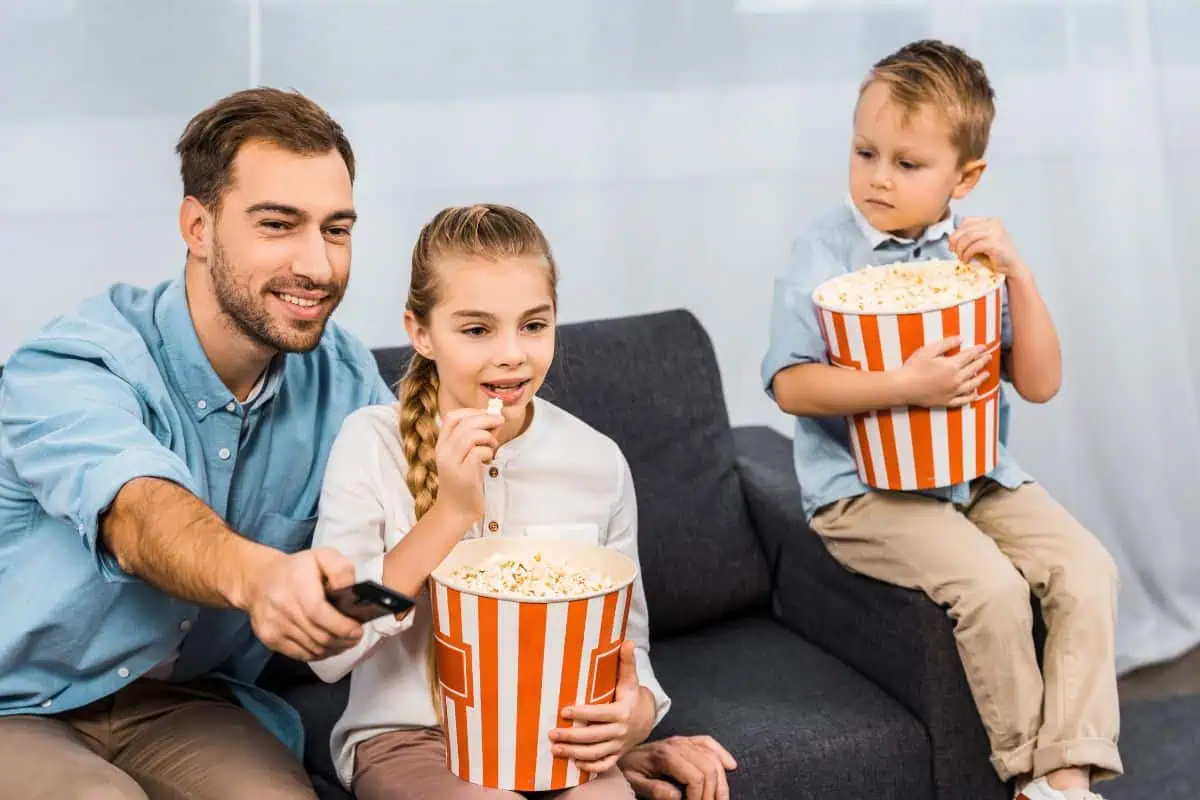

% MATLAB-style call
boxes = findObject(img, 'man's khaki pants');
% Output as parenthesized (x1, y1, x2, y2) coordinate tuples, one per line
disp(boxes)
(811, 480, 1123, 783)
(0, 678, 316, 800)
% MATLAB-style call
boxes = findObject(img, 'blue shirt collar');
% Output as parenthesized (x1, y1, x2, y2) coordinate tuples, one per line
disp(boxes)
(847, 196, 956, 251)
(154, 276, 285, 421)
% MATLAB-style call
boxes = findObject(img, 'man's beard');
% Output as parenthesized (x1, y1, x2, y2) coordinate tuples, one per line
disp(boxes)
(210, 236, 344, 354)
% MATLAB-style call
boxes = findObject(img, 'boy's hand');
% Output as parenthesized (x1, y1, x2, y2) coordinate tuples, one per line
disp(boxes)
(549, 641, 655, 775)
(949, 217, 1031, 281)
(897, 337, 991, 408)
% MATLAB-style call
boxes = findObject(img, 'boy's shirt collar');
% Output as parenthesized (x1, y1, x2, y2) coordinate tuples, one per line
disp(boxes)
(846, 195, 956, 251)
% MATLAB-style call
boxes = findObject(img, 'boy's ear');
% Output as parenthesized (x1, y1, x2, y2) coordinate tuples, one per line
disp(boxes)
(951, 158, 987, 200)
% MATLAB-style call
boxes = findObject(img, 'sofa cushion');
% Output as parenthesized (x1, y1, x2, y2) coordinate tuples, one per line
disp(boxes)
(650, 613, 933, 799)
(277, 613, 933, 800)
(371, 309, 771, 637)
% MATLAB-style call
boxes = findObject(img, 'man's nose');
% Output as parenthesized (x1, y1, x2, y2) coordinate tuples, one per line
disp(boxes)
(290, 228, 335, 285)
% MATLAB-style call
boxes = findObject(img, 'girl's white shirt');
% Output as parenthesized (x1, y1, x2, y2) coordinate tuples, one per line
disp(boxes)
(309, 398, 671, 788)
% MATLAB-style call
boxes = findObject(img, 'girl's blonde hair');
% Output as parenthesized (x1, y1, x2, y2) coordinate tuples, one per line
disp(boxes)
(397, 204, 558, 722)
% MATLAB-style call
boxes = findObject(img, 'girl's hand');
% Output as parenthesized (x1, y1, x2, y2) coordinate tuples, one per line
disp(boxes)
(548, 641, 655, 775)
(430, 408, 503, 525)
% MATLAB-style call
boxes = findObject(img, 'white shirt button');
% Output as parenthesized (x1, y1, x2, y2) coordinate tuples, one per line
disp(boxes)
(117, 667, 130, 678)
(197, 400, 207, 410)
(180, 620, 192, 632)
(218, 448, 231, 460)
(226, 401, 236, 412)
(41, 699, 53, 708)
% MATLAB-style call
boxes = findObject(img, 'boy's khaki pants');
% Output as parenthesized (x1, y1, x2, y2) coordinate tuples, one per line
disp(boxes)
(811, 480, 1123, 783)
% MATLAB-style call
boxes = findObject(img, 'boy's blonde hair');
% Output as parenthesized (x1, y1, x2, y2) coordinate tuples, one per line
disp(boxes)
(397, 204, 558, 723)
(862, 39, 995, 164)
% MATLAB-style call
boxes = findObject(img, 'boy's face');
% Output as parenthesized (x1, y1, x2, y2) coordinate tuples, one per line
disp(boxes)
(849, 81, 983, 241)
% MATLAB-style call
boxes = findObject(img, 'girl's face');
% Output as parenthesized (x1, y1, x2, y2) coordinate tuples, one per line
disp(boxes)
(406, 253, 556, 443)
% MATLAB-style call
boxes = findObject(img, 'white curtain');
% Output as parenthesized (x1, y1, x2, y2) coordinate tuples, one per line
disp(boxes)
(1, 0, 1196, 675)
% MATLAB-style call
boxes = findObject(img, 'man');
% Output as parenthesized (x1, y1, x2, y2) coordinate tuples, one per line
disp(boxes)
(0, 87, 387, 798)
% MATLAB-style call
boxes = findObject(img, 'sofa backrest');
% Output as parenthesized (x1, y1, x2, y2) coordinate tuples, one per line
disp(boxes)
(373, 309, 771, 637)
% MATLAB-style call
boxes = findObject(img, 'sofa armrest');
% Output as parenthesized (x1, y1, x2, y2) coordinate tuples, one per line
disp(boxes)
(732, 425, 1005, 800)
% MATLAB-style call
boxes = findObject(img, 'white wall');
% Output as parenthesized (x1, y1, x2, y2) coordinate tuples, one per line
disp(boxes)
(2, 0, 1198, 674)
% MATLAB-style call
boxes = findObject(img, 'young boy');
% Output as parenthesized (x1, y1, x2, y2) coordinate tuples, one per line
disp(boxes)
(761, 40, 1121, 800)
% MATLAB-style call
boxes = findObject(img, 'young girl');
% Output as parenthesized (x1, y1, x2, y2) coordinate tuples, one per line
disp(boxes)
(309, 205, 671, 800)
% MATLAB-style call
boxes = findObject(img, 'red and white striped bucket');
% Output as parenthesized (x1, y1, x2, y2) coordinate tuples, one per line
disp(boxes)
(813, 267, 1005, 490)
(429, 538, 637, 792)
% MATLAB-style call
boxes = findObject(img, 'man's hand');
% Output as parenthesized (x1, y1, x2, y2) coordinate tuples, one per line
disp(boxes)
(237, 547, 363, 661)
(619, 735, 738, 800)
(549, 641, 656, 775)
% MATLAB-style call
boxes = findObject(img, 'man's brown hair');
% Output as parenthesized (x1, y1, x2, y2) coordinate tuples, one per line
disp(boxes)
(863, 39, 995, 163)
(175, 87, 355, 211)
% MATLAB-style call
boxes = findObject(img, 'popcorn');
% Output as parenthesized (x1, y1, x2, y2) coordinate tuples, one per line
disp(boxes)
(486, 397, 504, 416)
(813, 259, 1003, 314)
(450, 552, 615, 599)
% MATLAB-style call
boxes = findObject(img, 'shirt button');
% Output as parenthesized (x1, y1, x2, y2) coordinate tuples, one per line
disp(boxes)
(225, 401, 236, 412)
(41, 699, 53, 708)
(488, 467, 500, 478)
(179, 620, 192, 632)
(487, 521, 499, 533)
(218, 448, 231, 460)
(197, 400, 207, 410)
(117, 667, 130, 679)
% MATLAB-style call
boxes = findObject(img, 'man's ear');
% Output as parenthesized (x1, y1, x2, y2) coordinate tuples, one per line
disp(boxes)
(404, 310, 434, 360)
(179, 196, 213, 261)
(951, 158, 987, 200)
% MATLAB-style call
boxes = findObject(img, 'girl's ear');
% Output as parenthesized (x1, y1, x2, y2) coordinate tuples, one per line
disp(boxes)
(404, 310, 434, 360)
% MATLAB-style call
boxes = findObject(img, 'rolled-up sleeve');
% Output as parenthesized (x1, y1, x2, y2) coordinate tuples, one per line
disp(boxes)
(761, 236, 842, 398)
(309, 409, 415, 685)
(0, 343, 197, 583)
(605, 452, 671, 727)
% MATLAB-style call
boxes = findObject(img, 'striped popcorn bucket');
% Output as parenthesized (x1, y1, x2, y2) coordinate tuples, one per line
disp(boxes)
(429, 537, 637, 792)
(812, 275, 1005, 490)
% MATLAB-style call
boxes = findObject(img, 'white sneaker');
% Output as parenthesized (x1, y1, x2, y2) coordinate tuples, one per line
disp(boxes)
(1017, 777, 1104, 800)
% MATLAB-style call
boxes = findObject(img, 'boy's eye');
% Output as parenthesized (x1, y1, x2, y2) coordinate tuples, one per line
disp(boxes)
(261, 220, 291, 231)
(325, 226, 352, 239)
(898, 160, 919, 170)
(856, 149, 875, 159)
(462, 326, 488, 337)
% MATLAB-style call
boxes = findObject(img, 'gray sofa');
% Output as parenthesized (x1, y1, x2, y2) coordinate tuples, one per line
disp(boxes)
(3, 309, 1197, 797)
(260, 308, 1009, 799)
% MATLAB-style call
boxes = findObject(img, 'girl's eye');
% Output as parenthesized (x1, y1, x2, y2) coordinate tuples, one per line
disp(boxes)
(462, 326, 488, 337)
(524, 321, 548, 333)
(898, 160, 919, 170)
(856, 149, 874, 160)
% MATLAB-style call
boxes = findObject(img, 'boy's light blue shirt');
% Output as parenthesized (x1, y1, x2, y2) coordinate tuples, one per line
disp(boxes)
(0, 276, 393, 755)
(761, 200, 1032, 519)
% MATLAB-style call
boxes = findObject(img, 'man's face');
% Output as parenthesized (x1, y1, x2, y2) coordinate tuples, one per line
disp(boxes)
(207, 140, 356, 353)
